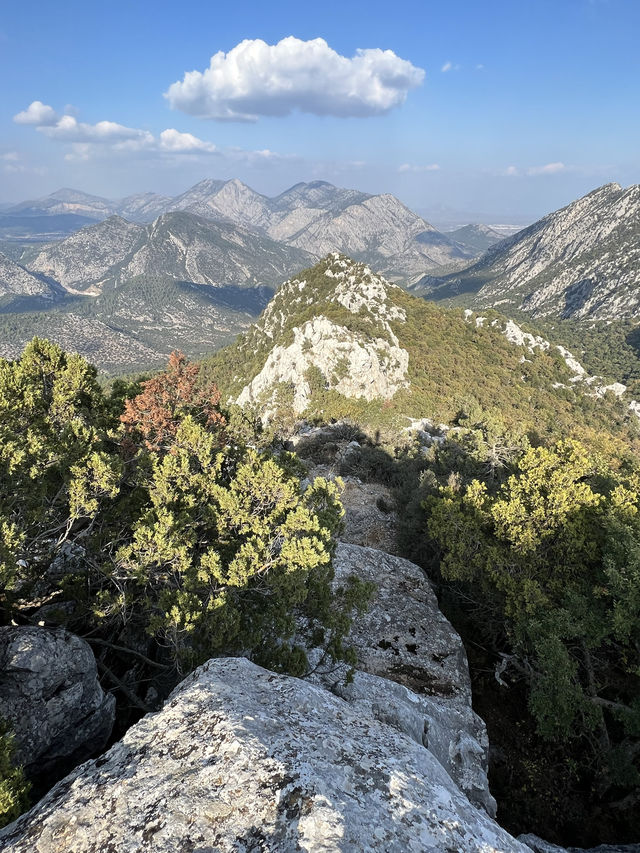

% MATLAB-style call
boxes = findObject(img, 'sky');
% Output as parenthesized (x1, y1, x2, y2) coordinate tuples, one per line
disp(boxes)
(1, 0, 639, 223)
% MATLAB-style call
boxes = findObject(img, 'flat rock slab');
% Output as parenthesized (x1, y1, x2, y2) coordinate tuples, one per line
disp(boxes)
(0, 657, 525, 853)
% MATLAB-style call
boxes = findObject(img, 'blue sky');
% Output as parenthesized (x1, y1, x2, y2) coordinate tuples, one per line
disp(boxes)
(1, 0, 638, 222)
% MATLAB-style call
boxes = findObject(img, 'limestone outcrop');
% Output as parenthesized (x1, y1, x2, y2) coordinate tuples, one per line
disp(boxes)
(235, 255, 410, 414)
(317, 543, 495, 815)
(0, 627, 115, 782)
(0, 657, 525, 853)
(237, 315, 409, 413)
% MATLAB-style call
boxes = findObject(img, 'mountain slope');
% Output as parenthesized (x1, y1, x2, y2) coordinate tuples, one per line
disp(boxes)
(202, 254, 638, 445)
(28, 216, 145, 293)
(415, 183, 640, 320)
(9, 188, 115, 220)
(445, 224, 504, 255)
(114, 212, 312, 288)
(0, 253, 61, 308)
(268, 192, 468, 282)
(165, 178, 272, 229)
(25, 212, 315, 294)
(0, 275, 269, 374)
(115, 192, 172, 222)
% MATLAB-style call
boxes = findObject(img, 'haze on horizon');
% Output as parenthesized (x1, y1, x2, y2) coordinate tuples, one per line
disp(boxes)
(1, 0, 639, 223)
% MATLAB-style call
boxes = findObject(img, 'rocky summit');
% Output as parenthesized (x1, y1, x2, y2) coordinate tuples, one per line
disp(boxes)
(235, 253, 410, 413)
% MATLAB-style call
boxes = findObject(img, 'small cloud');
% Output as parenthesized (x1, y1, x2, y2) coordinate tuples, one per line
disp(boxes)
(398, 162, 440, 173)
(13, 100, 59, 126)
(165, 36, 425, 121)
(158, 128, 217, 153)
(526, 161, 566, 175)
(15, 100, 290, 169)
(39, 114, 152, 144)
(500, 162, 568, 177)
(475, 63, 485, 71)
(15, 102, 219, 159)
(441, 61, 453, 72)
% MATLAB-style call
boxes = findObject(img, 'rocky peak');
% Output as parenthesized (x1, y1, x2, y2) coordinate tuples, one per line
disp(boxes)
(28, 216, 144, 292)
(425, 182, 640, 321)
(271, 180, 371, 214)
(235, 255, 410, 413)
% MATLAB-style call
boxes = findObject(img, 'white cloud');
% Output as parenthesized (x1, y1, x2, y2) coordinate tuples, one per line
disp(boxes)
(1, 152, 19, 162)
(13, 100, 295, 168)
(527, 161, 566, 175)
(501, 162, 567, 177)
(38, 114, 151, 144)
(158, 128, 217, 153)
(14, 103, 220, 159)
(164, 36, 425, 121)
(441, 61, 453, 73)
(398, 162, 440, 173)
(13, 100, 59, 126)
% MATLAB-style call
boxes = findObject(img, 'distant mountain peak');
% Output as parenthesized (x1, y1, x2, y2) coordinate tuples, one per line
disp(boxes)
(417, 182, 640, 321)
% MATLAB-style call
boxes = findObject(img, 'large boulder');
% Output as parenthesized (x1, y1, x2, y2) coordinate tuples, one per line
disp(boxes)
(0, 657, 526, 852)
(312, 543, 495, 815)
(0, 627, 115, 782)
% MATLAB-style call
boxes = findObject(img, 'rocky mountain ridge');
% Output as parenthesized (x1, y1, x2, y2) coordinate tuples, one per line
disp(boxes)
(27, 211, 313, 295)
(415, 182, 640, 321)
(203, 254, 640, 440)
(7, 179, 479, 282)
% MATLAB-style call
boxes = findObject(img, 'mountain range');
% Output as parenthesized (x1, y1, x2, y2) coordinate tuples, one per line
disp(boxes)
(3, 179, 496, 283)
(1, 178, 639, 373)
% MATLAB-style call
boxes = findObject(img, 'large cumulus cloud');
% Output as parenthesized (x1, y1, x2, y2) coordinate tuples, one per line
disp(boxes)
(164, 37, 425, 121)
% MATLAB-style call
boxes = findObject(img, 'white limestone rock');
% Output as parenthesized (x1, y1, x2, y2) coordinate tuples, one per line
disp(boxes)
(319, 543, 495, 815)
(236, 255, 411, 414)
(0, 657, 526, 853)
(237, 315, 409, 413)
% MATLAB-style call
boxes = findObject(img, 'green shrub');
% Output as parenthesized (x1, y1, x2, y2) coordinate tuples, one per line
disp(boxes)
(0, 720, 29, 829)
(0, 340, 371, 698)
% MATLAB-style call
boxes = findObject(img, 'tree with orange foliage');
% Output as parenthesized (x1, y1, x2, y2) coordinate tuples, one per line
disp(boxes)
(120, 351, 225, 450)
